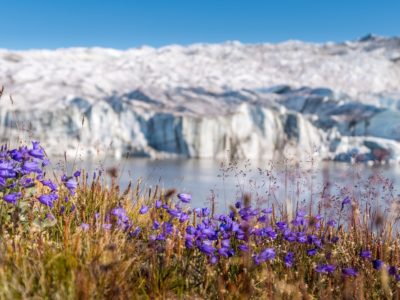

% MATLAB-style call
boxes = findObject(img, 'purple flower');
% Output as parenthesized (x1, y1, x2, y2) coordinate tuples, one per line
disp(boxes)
(73, 170, 81, 177)
(209, 256, 218, 265)
(163, 222, 174, 235)
(199, 242, 215, 255)
(0, 161, 14, 170)
(38, 193, 58, 207)
(260, 248, 276, 261)
(262, 207, 273, 214)
(111, 207, 128, 219)
(20, 177, 35, 188)
(9, 149, 23, 162)
(284, 252, 295, 267)
(342, 267, 358, 277)
(186, 226, 196, 235)
(388, 266, 397, 276)
(0, 176, 6, 187)
(276, 221, 287, 231)
(152, 220, 160, 230)
(129, 226, 141, 237)
(156, 233, 166, 241)
(331, 236, 339, 243)
(28, 141, 45, 159)
(179, 212, 189, 223)
(29, 148, 44, 159)
(185, 235, 194, 249)
(238, 244, 249, 252)
(360, 250, 372, 259)
(341, 196, 351, 210)
(308, 235, 322, 248)
(3, 192, 22, 204)
(297, 232, 307, 243)
(221, 239, 230, 248)
(218, 247, 232, 258)
(64, 177, 77, 195)
(316, 214, 326, 225)
(46, 212, 55, 220)
(111, 207, 131, 230)
(292, 211, 306, 226)
(81, 223, 90, 231)
(41, 179, 57, 191)
(201, 227, 216, 237)
(230, 222, 240, 232)
(102, 223, 112, 230)
(284, 230, 297, 242)
(316, 264, 336, 274)
(307, 248, 318, 256)
(327, 219, 336, 227)
(139, 205, 149, 214)
(22, 161, 42, 174)
(265, 227, 277, 239)
(373, 259, 383, 270)
(42, 159, 50, 166)
(258, 214, 268, 222)
(0, 169, 16, 178)
(168, 208, 181, 218)
(178, 193, 191, 203)
(155, 199, 162, 208)
(202, 207, 211, 217)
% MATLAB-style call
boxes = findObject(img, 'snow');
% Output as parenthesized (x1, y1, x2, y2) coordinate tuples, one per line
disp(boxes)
(0, 36, 400, 161)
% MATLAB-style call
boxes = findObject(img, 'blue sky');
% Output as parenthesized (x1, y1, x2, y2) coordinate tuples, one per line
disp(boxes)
(1, 0, 399, 49)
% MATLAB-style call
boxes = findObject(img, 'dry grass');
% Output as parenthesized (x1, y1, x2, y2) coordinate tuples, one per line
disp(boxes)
(0, 165, 399, 300)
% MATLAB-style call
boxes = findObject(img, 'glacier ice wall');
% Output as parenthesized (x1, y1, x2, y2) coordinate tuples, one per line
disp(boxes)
(1, 35, 400, 162)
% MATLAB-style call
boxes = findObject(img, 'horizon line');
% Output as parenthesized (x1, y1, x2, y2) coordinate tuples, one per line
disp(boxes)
(1, 33, 396, 52)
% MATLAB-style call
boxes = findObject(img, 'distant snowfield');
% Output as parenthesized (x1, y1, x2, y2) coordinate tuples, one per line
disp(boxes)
(0, 36, 400, 162)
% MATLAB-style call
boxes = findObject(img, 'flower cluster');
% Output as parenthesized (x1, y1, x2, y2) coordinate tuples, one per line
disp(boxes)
(0, 142, 55, 205)
(2, 141, 398, 284)
(119, 194, 399, 280)
(0, 141, 81, 210)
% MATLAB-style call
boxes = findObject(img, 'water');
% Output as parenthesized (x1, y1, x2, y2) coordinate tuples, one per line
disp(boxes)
(59, 157, 400, 212)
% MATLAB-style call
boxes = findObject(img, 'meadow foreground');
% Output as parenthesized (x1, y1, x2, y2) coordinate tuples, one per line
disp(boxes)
(0, 141, 400, 299)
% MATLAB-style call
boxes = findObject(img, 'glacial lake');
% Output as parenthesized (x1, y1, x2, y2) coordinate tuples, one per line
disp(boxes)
(56, 157, 400, 213)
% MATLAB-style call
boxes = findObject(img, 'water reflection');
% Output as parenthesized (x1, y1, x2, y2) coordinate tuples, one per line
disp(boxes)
(57, 157, 400, 213)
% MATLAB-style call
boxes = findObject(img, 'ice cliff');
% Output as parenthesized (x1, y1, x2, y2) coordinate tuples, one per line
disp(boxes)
(1, 35, 400, 162)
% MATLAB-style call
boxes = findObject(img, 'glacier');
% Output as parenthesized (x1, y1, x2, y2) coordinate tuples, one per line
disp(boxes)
(0, 35, 400, 162)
